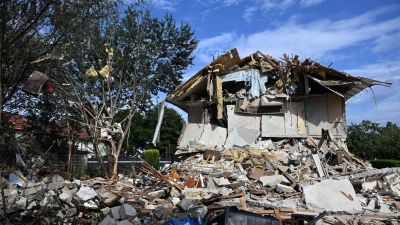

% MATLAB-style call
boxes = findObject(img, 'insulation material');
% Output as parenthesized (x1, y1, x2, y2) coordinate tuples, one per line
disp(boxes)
(85, 66, 98, 81)
(99, 65, 111, 78)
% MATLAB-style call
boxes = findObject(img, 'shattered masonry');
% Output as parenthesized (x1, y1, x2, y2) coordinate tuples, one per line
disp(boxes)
(1, 49, 398, 225)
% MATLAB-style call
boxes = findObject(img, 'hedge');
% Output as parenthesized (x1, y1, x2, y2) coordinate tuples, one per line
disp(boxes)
(369, 159, 400, 169)
(144, 149, 160, 170)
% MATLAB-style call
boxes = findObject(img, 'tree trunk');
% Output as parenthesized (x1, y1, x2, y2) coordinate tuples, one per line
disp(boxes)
(93, 142, 110, 179)
(106, 143, 115, 178)
(67, 139, 72, 179)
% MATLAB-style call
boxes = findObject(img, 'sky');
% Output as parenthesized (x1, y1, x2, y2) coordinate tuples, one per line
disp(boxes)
(147, 0, 400, 125)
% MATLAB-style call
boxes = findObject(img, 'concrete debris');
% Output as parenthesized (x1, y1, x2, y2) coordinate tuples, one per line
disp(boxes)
(0, 49, 397, 224)
(2, 147, 399, 225)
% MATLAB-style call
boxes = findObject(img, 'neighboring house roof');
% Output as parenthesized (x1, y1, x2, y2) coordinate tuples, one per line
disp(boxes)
(167, 49, 391, 112)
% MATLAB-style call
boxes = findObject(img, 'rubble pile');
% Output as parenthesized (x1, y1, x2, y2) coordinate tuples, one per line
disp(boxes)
(1, 49, 397, 224)
(1, 136, 400, 225)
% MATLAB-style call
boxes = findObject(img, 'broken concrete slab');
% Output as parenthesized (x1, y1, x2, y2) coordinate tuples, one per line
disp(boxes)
(225, 127, 260, 148)
(178, 123, 227, 148)
(75, 185, 99, 202)
(303, 179, 362, 213)
(96, 187, 121, 206)
(259, 175, 289, 186)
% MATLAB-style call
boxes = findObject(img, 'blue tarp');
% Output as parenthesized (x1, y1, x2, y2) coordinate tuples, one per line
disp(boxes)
(220, 69, 268, 99)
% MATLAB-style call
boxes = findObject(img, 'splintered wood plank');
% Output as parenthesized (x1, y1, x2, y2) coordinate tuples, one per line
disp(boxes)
(240, 197, 248, 211)
(297, 104, 306, 134)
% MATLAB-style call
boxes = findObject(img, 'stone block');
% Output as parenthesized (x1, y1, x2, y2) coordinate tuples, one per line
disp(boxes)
(152, 206, 167, 219)
(111, 205, 121, 220)
(176, 198, 192, 212)
(118, 219, 133, 225)
(119, 203, 136, 220)
(99, 215, 117, 225)
(48, 182, 64, 190)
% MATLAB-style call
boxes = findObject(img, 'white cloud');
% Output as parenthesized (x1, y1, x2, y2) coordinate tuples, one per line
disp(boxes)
(193, 6, 400, 63)
(223, 0, 243, 6)
(196, 32, 238, 61)
(190, 6, 400, 125)
(243, 6, 258, 23)
(299, 0, 325, 7)
(347, 85, 400, 125)
(344, 60, 400, 125)
(372, 32, 400, 53)
(150, 0, 178, 11)
(344, 60, 400, 82)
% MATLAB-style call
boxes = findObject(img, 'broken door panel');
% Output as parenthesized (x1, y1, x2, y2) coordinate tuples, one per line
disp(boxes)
(328, 93, 343, 123)
(297, 103, 306, 135)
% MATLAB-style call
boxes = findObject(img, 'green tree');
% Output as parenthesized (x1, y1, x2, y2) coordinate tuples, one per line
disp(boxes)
(51, 1, 198, 179)
(347, 120, 400, 160)
(116, 106, 185, 156)
(0, 0, 114, 160)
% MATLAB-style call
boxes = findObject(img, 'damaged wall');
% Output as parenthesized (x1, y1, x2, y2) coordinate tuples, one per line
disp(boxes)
(166, 48, 390, 149)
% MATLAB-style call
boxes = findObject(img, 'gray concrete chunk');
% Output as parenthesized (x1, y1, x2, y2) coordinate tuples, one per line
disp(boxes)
(99, 215, 117, 225)
(118, 219, 133, 225)
(303, 179, 362, 213)
(111, 205, 121, 220)
(176, 198, 192, 212)
(119, 203, 136, 220)
(75, 186, 99, 202)
(276, 184, 295, 193)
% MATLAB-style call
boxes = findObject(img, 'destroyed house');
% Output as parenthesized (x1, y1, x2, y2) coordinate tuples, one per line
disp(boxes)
(166, 49, 391, 149)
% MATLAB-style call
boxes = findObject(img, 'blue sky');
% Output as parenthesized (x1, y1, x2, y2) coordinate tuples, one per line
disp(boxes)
(147, 0, 400, 125)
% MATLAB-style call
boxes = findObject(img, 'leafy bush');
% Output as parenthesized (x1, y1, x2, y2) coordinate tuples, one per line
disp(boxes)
(72, 166, 85, 179)
(369, 159, 400, 169)
(144, 149, 160, 170)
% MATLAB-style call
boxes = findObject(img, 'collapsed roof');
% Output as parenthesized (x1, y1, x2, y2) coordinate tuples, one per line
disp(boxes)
(167, 48, 391, 112)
